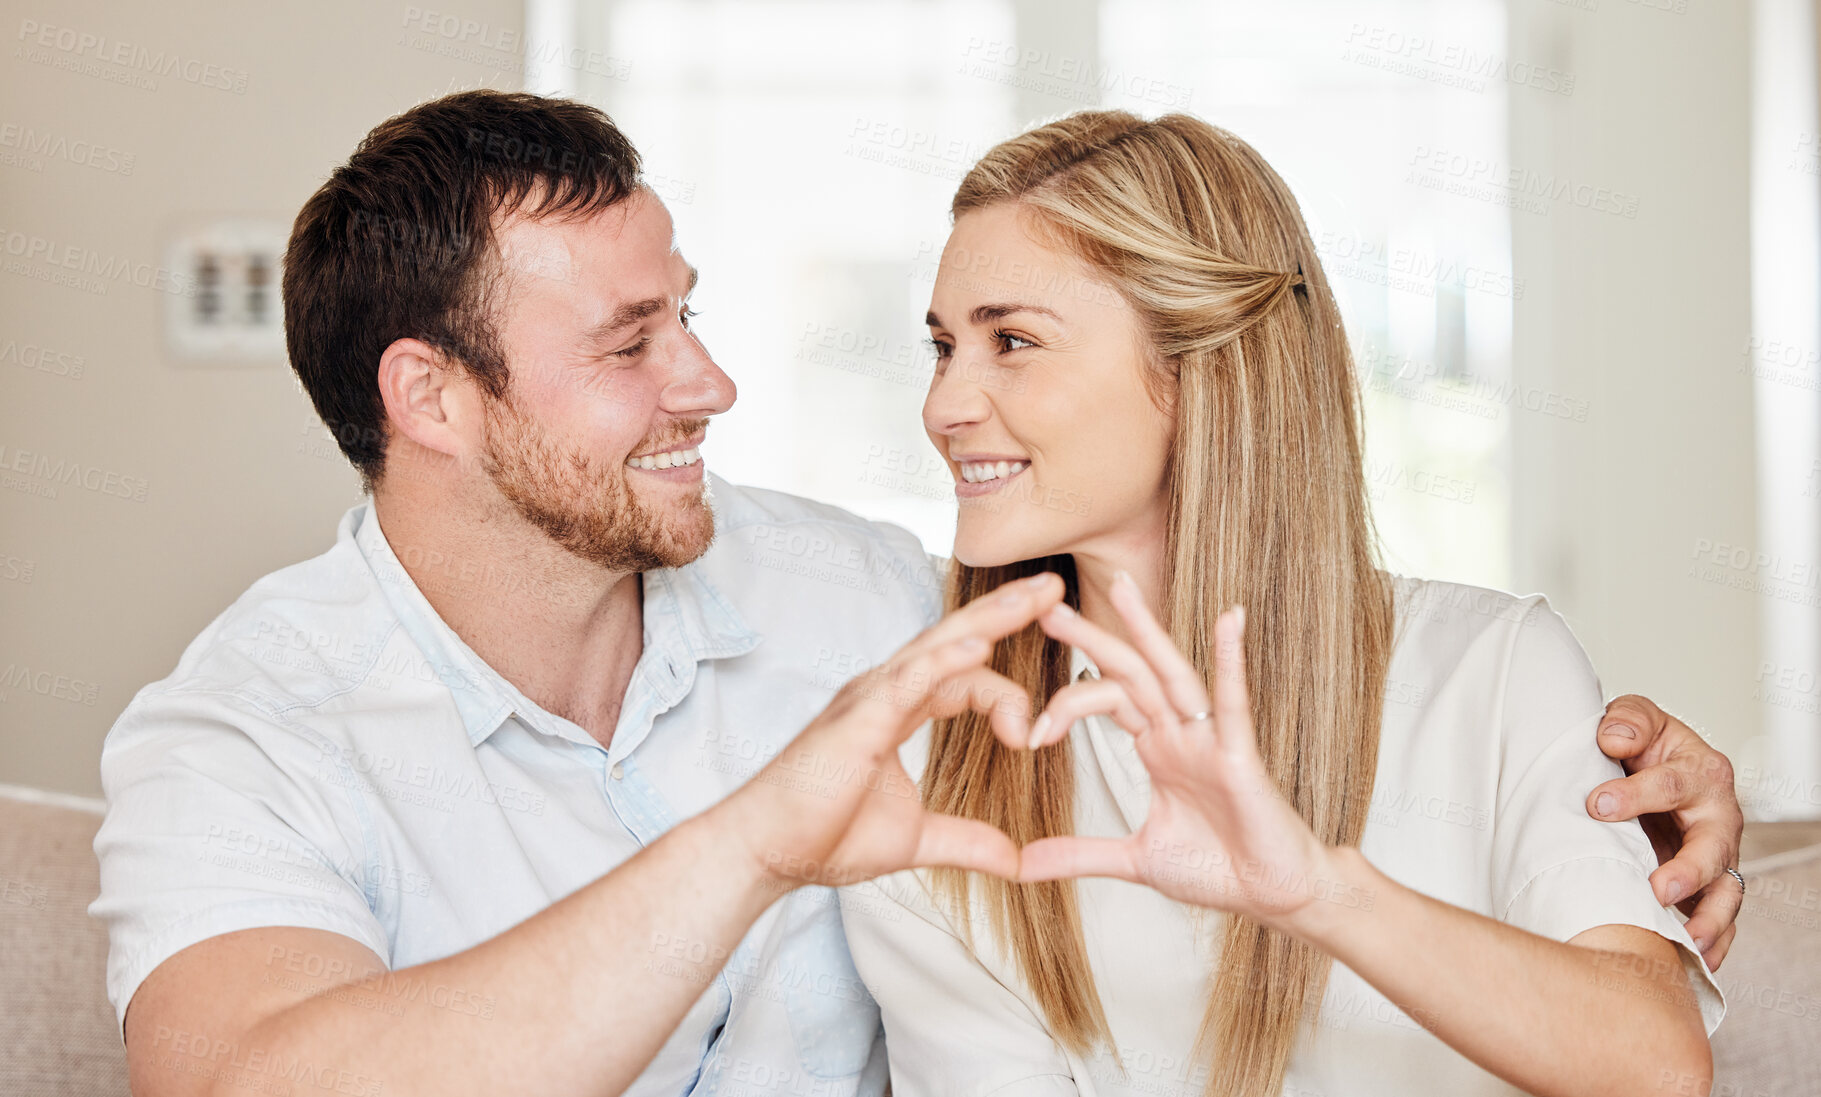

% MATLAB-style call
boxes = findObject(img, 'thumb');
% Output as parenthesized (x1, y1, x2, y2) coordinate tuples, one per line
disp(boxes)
(912, 814, 1020, 879)
(1018, 835, 1136, 884)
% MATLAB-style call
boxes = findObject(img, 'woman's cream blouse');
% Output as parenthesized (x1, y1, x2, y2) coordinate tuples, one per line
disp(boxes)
(838, 578, 1725, 1097)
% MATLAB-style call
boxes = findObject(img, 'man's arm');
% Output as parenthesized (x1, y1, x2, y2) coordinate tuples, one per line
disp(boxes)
(122, 572, 1064, 1097)
(1588, 693, 1746, 969)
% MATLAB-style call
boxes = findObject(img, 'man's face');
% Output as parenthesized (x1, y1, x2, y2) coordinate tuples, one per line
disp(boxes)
(478, 187, 735, 572)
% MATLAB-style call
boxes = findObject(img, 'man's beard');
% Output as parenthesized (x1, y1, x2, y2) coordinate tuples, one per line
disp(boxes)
(479, 395, 715, 573)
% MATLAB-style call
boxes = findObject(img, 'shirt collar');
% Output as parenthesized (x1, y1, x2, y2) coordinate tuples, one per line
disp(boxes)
(350, 498, 761, 748)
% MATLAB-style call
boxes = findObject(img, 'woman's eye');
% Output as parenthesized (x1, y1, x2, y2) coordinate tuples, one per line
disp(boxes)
(993, 329, 1035, 353)
(925, 337, 953, 362)
(679, 305, 699, 330)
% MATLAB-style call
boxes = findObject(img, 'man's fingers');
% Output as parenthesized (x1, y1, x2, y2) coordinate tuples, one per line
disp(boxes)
(912, 814, 1020, 879)
(841, 636, 995, 745)
(1683, 870, 1746, 959)
(1587, 756, 1728, 822)
(1703, 922, 1738, 971)
(925, 665, 1033, 747)
(1597, 693, 1666, 763)
(1017, 835, 1137, 883)
(901, 572, 1066, 661)
(1586, 774, 1645, 822)
(1027, 678, 1151, 749)
(1645, 815, 1736, 906)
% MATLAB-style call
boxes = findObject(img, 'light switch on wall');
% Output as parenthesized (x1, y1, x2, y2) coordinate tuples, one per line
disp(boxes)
(163, 219, 289, 365)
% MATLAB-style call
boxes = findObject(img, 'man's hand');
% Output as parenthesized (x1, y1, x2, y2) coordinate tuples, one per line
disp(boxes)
(722, 571, 1068, 893)
(1585, 694, 1744, 970)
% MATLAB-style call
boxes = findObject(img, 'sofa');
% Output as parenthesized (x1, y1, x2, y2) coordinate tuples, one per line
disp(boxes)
(3, 783, 1818, 1095)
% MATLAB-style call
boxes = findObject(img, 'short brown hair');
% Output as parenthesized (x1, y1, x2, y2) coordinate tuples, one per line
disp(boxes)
(282, 90, 644, 492)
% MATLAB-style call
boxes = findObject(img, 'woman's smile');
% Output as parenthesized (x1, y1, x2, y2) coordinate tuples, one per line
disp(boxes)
(952, 455, 1030, 496)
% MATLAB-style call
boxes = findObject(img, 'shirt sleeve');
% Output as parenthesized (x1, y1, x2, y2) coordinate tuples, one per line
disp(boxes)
(1488, 597, 1726, 1036)
(839, 871, 1078, 1097)
(89, 686, 393, 1037)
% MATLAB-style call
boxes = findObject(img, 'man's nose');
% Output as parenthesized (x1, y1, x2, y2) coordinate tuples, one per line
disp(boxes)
(665, 334, 737, 416)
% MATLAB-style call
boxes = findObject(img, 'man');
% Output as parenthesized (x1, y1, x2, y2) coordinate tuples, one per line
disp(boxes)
(91, 91, 1746, 1097)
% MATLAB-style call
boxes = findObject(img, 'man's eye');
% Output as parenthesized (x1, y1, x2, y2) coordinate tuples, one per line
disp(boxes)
(680, 305, 699, 330)
(614, 338, 651, 359)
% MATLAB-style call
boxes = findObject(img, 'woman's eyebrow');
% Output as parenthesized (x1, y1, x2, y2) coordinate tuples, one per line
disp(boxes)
(969, 303, 1062, 324)
(925, 303, 1061, 328)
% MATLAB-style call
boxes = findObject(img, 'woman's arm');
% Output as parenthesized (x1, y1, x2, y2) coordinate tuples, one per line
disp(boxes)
(1016, 574, 1713, 1097)
(1279, 848, 1709, 1095)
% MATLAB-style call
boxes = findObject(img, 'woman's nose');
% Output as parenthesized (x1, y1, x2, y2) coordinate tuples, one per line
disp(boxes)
(922, 354, 992, 437)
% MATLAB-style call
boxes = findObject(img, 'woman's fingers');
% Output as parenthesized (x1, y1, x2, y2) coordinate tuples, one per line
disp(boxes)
(1105, 570, 1213, 720)
(1036, 600, 1180, 737)
(1027, 678, 1151, 749)
(1017, 835, 1138, 883)
(912, 813, 1021, 879)
(1209, 605, 1257, 750)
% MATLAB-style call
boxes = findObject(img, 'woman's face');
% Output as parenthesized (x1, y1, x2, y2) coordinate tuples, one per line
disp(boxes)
(924, 203, 1176, 569)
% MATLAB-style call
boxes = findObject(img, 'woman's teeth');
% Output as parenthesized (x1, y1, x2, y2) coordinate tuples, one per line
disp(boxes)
(958, 460, 1028, 483)
(626, 446, 702, 471)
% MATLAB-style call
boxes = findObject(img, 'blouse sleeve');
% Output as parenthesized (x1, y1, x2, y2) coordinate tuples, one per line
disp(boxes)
(839, 870, 1078, 1097)
(1488, 597, 1726, 1036)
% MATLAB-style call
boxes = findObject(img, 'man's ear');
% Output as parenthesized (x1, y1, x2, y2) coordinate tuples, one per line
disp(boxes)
(376, 337, 484, 464)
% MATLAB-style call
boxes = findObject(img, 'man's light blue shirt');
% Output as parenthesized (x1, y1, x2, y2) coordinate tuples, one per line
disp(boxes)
(91, 474, 945, 1097)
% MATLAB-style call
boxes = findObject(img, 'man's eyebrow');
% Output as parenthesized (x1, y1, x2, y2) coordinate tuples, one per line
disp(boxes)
(581, 265, 699, 344)
(924, 303, 1063, 328)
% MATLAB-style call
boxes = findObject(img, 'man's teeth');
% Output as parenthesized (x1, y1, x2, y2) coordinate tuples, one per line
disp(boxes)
(958, 460, 1029, 484)
(626, 446, 702, 471)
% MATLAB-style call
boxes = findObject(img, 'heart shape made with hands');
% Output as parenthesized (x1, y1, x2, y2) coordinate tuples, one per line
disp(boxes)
(1006, 573, 1342, 925)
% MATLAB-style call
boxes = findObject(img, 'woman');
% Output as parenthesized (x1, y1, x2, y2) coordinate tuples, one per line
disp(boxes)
(837, 111, 1725, 1097)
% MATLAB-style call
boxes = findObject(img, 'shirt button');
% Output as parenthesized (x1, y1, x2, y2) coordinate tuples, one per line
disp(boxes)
(610, 763, 624, 780)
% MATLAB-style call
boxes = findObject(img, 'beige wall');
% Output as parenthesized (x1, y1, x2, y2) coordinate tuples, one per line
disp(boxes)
(0, 0, 524, 795)
(1, 0, 1803, 811)
(1507, 3, 1766, 788)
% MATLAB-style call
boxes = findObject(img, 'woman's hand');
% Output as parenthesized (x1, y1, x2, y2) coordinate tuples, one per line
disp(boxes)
(1015, 572, 1343, 929)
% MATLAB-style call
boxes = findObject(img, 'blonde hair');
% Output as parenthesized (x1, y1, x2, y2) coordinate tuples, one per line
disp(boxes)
(920, 111, 1396, 1097)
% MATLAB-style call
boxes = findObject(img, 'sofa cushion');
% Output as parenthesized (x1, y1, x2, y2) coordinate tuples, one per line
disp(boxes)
(1711, 823, 1821, 1096)
(0, 784, 128, 1097)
